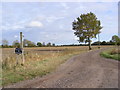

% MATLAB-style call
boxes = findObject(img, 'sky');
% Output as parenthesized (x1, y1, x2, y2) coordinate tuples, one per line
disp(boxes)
(1, 1, 119, 45)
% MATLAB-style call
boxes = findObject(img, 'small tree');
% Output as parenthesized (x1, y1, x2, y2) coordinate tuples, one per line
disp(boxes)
(12, 40, 20, 47)
(47, 42, 51, 47)
(109, 40, 114, 45)
(37, 42, 42, 47)
(2, 39, 9, 48)
(72, 12, 102, 50)
(23, 39, 36, 47)
(52, 43, 55, 47)
(112, 35, 120, 45)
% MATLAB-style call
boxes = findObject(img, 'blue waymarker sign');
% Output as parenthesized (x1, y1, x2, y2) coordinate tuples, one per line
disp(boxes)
(15, 48, 22, 55)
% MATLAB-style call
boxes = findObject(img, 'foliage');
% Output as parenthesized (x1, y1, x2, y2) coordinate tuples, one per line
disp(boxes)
(72, 12, 102, 50)
(23, 39, 36, 47)
(2, 39, 9, 48)
(46, 42, 51, 47)
(37, 42, 42, 47)
(12, 40, 20, 47)
(1, 39, 56, 48)
(112, 35, 120, 45)
(92, 40, 114, 45)
(52, 43, 55, 46)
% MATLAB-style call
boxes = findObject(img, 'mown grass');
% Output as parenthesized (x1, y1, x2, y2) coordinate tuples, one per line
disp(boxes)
(100, 47, 120, 60)
(1, 46, 110, 86)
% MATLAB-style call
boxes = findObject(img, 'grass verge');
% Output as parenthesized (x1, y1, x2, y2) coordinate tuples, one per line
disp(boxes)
(100, 48, 120, 61)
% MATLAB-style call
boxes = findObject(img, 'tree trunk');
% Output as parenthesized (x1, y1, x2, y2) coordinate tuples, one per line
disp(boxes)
(88, 37, 92, 50)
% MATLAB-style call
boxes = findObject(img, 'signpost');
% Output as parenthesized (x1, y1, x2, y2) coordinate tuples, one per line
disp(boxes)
(20, 32, 25, 65)
(15, 47, 22, 64)
(15, 32, 25, 65)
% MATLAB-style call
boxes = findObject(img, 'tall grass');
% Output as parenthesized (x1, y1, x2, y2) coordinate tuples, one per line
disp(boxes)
(1, 46, 105, 86)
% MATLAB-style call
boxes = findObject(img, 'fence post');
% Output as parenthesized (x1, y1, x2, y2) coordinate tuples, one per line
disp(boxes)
(20, 32, 25, 65)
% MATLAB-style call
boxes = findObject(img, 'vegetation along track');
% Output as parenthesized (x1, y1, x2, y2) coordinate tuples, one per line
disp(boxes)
(5, 48, 118, 88)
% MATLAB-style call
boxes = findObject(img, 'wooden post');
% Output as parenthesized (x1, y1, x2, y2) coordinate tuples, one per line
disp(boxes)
(20, 32, 23, 48)
(20, 32, 25, 65)
(98, 33, 100, 49)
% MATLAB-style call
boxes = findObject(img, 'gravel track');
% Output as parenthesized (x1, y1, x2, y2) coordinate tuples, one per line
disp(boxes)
(5, 48, 118, 88)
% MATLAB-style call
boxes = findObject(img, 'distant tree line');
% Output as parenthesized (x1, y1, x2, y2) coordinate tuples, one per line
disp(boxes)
(1, 35, 120, 48)
(1, 39, 56, 48)
(92, 41, 116, 45)
(92, 35, 120, 45)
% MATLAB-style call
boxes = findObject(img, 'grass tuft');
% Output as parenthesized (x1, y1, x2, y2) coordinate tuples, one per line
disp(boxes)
(100, 48, 120, 60)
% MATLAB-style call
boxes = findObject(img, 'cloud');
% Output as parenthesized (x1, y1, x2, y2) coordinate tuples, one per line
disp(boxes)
(73, 2, 116, 15)
(1, 0, 120, 2)
(1, 25, 24, 31)
(46, 16, 64, 23)
(11, 25, 24, 30)
(14, 35, 18, 38)
(1, 20, 43, 31)
(27, 21, 43, 28)
(59, 25, 64, 29)
(74, 36, 79, 40)
(60, 3, 70, 10)
(34, 15, 46, 21)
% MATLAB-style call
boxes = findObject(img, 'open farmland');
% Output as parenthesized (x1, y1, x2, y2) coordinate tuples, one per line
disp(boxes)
(2, 45, 118, 88)
(1, 46, 113, 86)
(1, 46, 93, 86)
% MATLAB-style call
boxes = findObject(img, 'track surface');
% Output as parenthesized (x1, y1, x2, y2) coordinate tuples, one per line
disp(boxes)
(6, 48, 118, 88)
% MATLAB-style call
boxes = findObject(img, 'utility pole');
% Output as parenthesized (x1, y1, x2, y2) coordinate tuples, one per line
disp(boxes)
(98, 33, 100, 49)
(20, 32, 25, 65)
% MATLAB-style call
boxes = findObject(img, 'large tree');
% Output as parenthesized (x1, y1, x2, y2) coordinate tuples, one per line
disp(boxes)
(72, 12, 102, 50)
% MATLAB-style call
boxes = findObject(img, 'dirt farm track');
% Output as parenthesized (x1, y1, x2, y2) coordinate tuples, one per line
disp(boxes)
(5, 48, 118, 88)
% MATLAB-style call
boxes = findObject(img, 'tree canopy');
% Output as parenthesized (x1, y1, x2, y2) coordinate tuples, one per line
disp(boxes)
(72, 12, 102, 50)
(12, 40, 20, 47)
(2, 39, 8, 46)
(37, 42, 42, 47)
(112, 35, 120, 45)
(23, 39, 36, 47)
